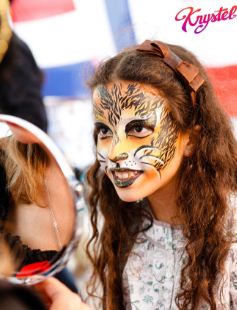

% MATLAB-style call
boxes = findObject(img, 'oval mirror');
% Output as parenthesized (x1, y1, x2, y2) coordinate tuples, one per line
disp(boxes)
(0, 114, 83, 285)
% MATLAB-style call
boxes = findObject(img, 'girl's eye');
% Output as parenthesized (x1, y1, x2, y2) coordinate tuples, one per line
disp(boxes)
(98, 126, 112, 139)
(133, 125, 144, 133)
(128, 126, 153, 138)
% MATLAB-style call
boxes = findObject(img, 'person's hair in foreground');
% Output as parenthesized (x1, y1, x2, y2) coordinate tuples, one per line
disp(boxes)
(0, 136, 49, 208)
(86, 40, 237, 309)
(3, 137, 49, 206)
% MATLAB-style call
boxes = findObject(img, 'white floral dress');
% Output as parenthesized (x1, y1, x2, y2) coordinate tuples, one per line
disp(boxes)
(122, 199, 237, 309)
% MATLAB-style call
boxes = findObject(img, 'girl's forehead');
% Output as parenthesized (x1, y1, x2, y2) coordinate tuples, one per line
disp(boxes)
(92, 81, 169, 128)
(92, 81, 167, 121)
(93, 81, 162, 101)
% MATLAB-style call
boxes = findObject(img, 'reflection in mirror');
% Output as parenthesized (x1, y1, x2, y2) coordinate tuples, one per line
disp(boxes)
(0, 116, 78, 282)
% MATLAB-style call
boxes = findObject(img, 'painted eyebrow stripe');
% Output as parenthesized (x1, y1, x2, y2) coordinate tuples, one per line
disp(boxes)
(95, 122, 110, 128)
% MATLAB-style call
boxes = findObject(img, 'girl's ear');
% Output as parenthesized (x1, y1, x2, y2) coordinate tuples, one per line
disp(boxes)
(183, 125, 201, 157)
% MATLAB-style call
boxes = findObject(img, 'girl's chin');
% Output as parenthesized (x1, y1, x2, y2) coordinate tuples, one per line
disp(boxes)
(111, 179, 149, 202)
(115, 189, 146, 203)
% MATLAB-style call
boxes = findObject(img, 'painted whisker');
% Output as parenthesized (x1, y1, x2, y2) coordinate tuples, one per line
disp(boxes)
(98, 160, 106, 163)
(97, 152, 106, 159)
(139, 155, 164, 164)
(134, 145, 157, 157)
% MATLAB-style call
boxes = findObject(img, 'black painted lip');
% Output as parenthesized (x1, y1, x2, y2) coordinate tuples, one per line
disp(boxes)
(110, 168, 143, 173)
(112, 169, 143, 188)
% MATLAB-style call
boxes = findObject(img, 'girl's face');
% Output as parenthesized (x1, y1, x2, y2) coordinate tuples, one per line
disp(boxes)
(93, 81, 190, 202)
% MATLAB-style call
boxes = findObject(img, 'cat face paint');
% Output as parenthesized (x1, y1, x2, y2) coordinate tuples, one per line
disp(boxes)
(93, 81, 187, 202)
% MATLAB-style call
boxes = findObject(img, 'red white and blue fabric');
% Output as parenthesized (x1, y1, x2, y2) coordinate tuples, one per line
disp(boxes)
(11, 0, 237, 123)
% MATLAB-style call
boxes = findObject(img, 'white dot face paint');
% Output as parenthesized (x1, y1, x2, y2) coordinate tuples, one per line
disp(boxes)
(93, 81, 188, 202)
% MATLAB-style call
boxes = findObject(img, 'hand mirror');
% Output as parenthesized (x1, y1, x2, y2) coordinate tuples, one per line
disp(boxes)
(0, 114, 83, 284)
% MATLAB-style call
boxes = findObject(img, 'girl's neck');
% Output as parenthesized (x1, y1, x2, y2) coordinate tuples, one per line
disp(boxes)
(147, 176, 183, 225)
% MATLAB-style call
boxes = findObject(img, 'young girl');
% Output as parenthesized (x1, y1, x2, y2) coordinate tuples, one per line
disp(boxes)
(85, 40, 237, 309)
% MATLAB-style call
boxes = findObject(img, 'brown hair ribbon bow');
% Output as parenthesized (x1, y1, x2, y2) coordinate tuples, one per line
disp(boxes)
(136, 40, 205, 106)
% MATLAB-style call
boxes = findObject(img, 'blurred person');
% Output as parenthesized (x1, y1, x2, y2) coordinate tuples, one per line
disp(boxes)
(0, 0, 48, 132)
(0, 277, 90, 310)
(0, 0, 78, 292)
(85, 39, 237, 309)
(0, 236, 14, 276)
(35, 277, 91, 310)
(0, 279, 47, 310)
(1, 234, 86, 309)
(0, 126, 74, 276)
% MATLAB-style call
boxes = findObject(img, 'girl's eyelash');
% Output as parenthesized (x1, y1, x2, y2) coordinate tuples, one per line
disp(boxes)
(126, 120, 155, 132)
(95, 122, 109, 132)
(94, 122, 112, 139)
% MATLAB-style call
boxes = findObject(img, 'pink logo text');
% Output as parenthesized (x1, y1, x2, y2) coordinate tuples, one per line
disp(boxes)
(175, 5, 237, 34)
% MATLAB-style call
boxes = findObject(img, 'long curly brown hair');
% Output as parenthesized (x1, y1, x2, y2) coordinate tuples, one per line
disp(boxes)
(86, 41, 237, 309)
